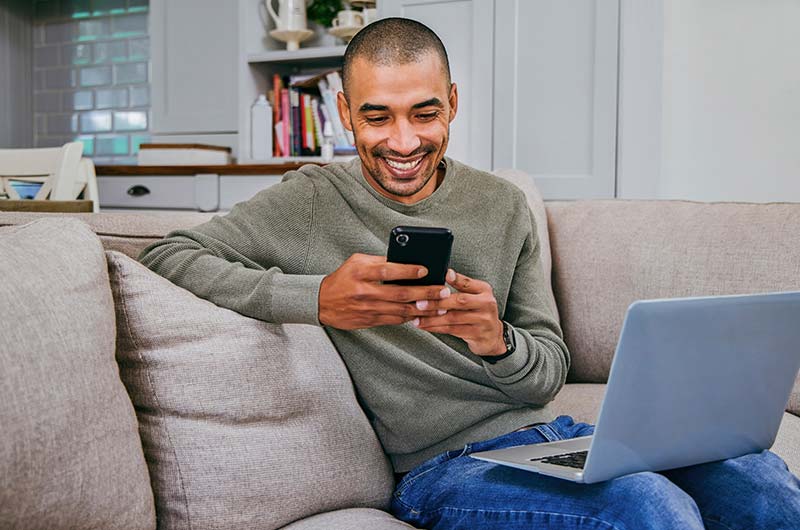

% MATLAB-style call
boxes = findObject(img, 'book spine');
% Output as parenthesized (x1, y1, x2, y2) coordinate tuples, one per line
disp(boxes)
(318, 86, 349, 148)
(281, 88, 290, 157)
(300, 92, 309, 152)
(303, 94, 315, 153)
(311, 97, 324, 149)
(291, 88, 302, 156)
(272, 74, 283, 156)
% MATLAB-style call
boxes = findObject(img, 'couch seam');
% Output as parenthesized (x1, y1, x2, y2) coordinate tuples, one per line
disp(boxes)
(111, 252, 194, 530)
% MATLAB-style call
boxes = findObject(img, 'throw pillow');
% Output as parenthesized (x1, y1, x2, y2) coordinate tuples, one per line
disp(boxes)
(0, 219, 155, 530)
(107, 251, 394, 530)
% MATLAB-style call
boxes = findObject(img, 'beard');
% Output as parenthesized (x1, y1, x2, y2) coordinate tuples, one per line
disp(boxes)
(366, 144, 438, 197)
(352, 124, 449, 199)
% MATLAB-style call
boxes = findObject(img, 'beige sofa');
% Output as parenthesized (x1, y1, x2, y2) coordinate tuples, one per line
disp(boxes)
(1, 179, 799, 529)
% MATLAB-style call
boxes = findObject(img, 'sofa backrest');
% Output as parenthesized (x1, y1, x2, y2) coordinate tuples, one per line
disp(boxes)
(547, 200, 800, 386)
(0, 211, 216, 259)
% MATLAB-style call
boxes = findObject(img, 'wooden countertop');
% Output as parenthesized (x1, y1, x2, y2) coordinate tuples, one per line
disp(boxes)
(95, 162, 319, 176)
(0, 200, 94, 213)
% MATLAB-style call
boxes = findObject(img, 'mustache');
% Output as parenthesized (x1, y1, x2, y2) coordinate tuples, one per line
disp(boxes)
(371, 145, 436, 159)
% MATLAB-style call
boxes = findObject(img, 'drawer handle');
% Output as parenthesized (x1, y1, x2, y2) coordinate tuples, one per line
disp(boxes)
(127, 185, 150, 197)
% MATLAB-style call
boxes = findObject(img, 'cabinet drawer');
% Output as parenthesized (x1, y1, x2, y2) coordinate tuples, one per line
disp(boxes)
(98, 176, 201, 209)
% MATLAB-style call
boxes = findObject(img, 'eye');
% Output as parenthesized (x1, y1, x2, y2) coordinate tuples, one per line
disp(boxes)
(365, 116, 388, 125)
(417, 111, 439, 121)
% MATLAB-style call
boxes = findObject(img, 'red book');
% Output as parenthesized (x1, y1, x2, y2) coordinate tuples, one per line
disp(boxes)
(272, 74, 283, 156)
(300, 91, 308, 150)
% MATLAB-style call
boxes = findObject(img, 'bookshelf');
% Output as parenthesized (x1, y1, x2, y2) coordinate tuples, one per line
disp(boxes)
(238, 0, 355, 164)
(247, 46, 347, 65)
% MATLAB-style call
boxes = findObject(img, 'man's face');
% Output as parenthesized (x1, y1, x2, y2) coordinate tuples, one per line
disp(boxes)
(337, 53, 458, 204)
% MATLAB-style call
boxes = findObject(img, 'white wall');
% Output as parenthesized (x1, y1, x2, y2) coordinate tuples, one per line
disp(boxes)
(618, 0, 800, 202)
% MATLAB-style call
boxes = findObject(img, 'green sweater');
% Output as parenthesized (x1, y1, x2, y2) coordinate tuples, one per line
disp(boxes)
(139, 157, 569, 472)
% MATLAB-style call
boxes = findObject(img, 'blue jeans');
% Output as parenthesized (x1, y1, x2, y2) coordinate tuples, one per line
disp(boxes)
(391, 416, 800, 529)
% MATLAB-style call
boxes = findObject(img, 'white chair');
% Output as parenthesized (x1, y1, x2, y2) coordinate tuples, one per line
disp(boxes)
(0, 142, 100, 212)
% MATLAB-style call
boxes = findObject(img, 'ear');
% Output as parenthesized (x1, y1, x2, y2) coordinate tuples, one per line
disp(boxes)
(448, 83, 458, 124)
(337, 91, 353, 132)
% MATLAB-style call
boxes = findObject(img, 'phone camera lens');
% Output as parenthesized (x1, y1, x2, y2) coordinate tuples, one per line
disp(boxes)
(396, 234, 409, 246)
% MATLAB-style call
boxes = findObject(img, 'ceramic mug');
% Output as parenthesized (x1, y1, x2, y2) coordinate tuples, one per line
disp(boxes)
(362, 8, 377, 25)
(332, 9, 363, 28)
(262, 0, 308, 31)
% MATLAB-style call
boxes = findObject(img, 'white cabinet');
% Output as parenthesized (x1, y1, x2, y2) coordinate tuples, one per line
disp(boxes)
(493, 0, 619, 199)
(150, 0, 238, 137)
(381, 0, 620, 199)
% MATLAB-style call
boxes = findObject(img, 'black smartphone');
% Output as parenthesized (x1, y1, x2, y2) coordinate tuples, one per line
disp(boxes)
(386, 226, 454, 285)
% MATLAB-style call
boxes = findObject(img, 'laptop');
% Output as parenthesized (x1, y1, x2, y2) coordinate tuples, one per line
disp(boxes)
(471, 291, 800, 484)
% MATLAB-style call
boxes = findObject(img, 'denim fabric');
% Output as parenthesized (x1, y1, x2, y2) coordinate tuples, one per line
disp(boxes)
(391, 416, 800, 530)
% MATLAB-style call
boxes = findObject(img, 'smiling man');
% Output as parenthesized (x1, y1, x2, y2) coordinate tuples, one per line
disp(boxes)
(140, 18, 800, 530)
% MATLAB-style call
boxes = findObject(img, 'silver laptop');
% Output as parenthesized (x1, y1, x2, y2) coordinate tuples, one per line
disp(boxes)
(471, 291, 800, 484)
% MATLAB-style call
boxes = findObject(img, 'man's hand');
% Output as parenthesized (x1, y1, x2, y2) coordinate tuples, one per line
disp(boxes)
(319, 253, 452, 330)
(413, 269, 507, 357)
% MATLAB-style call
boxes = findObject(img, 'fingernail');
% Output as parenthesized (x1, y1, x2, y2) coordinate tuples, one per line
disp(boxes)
(440, 288, 450, 298)
(437, 309, 447, 315)
(418, 268, 427, 278)
(412, 318, 420, 327)
(447, 269, 456, 282)
(416, 300, 428, 310)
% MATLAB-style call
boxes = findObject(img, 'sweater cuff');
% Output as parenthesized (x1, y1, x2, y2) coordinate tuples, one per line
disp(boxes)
(482, 329, 532, 378)
(270, 274, 325, 325)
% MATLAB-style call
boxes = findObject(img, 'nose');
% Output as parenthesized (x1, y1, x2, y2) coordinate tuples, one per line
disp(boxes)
(385, 118, 421, 156)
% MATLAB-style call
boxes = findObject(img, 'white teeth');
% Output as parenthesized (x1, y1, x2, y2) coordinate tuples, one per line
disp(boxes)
(385, 157, 423, 171)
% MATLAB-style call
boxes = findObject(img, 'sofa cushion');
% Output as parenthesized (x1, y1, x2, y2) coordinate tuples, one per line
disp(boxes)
(0, 219, 155, 529)
(547, 200, 800, 384)
(549, 383, 800, 476)
(281, 508, 418, 529)
(107, 251, 395, 530)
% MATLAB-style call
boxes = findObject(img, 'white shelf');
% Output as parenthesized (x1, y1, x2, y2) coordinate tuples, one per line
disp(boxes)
(247, 45, 347, 64)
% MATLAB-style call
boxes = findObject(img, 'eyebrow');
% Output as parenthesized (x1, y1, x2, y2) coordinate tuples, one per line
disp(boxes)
(358, 97, 444, 113)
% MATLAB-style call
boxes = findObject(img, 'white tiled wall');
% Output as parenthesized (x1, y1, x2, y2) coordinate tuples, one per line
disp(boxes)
(33, 0, 150, 164)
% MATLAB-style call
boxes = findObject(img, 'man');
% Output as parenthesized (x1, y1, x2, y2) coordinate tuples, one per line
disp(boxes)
(140, 18, 800, 530)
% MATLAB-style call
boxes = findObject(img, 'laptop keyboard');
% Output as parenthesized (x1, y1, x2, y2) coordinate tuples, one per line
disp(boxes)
(531, 451, 588, 469)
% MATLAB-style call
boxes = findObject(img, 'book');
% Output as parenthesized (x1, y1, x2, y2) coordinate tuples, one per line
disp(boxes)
(290, 88, 302, 156)
(272, 74, 283, 157)
(281, 88, 290, 157)
(274, 121, 286, 157)
(137, 143, 232, 165)
(317, 79, 350, 149)
(311, 97, 324, 148)
(303, 94, 316, 153)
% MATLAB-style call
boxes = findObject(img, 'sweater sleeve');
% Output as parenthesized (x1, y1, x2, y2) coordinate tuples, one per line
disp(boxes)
(481, 201, 570, 405)
(138, 172, 324, 325)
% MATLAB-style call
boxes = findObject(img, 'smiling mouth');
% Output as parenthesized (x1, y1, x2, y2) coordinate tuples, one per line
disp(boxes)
(383, 155, 425, 174)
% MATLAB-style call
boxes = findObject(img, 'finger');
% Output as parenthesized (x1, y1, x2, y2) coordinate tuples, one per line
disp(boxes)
(415, 293, 484, 312)
(415, 313, 477, 328)
(415, 324, 476, 336)
(362, 301, 447, 318)
(358, 260, 428, 282)
(446, 269, 486, 294)
(375, 284, 451, 303)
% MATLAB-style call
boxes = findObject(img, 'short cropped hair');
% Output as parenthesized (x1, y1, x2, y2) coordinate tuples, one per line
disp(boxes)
(342, 17, 451, 97)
